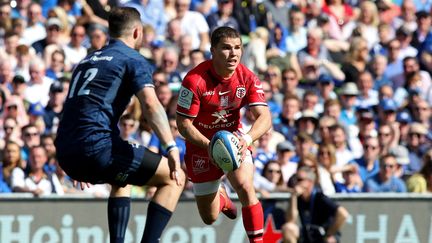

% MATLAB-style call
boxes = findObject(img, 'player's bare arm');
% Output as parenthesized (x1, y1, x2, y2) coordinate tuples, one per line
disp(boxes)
(176, 115, 210, 149)
(136, 87, 183, 186)
(235, 105, 272, 157)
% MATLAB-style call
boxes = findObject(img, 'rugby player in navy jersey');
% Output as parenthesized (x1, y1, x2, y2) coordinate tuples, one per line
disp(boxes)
(55, 7, 185, 243)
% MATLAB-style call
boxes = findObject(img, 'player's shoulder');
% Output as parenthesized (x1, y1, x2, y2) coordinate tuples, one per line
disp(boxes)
(183, 60, 211, 84)
(236, 63, 257, 79)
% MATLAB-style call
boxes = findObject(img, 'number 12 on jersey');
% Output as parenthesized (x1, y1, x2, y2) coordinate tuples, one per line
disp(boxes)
(68, 68, 98, 99)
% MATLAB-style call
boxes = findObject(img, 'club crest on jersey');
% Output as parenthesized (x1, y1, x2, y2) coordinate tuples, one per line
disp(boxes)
(236, 87, 246, 98)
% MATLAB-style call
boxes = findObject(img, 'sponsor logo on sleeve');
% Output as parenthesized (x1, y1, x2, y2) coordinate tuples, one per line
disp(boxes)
(178, 86, 193, 109)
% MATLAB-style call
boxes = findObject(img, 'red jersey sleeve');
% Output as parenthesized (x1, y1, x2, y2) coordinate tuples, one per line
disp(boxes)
(176, 72, 202, 118)
(243, 68, 267, 107)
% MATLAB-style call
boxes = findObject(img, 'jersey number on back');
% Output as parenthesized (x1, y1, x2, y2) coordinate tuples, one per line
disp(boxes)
(68, 68, 98, 99)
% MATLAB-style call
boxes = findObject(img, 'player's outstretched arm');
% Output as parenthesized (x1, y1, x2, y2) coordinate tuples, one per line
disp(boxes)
(136, 87, 183, 185)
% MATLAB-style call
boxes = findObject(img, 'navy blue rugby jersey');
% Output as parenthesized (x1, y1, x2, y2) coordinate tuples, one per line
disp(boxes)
(55, 40, 154, 154)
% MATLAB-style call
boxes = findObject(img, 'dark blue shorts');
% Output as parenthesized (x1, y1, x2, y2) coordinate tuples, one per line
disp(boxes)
(57, 138, 161, 187)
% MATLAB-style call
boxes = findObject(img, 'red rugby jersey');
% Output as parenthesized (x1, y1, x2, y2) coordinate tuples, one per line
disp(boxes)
(177, 60, 267, 141)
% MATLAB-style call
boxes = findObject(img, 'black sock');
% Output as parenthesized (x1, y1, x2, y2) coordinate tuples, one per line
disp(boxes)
(141, 201, 173, 243)
(107, 197, 131, 243)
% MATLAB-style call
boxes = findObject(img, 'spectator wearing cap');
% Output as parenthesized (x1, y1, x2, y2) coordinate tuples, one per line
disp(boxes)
(356, 71, 379, 108)
(296, 109, 320, 143)
(21, 3, 46, 46)
(31, 17, 63, 55)
(316, 74, 336, 113)
(378, 98, 398, 125)
(364, 154, 407, 192)
(356, 106, 377, 143)
(330, 124, 356, 183)
(411, 11, 432, 51)
(389, 145, 411, 179)
(63, 24, 88, 70)
(276, 140, 298, 183)
(43, 80, 65, 134)
(406, 122, 431, 175)
(395, 25, 418, 59)
(273, 94, 301, 143)
(11, 75, 27, 99)
(28, 102, 46, 134)
(396, 110, 412, 145)
(334, 167, 363, 193)
(339, 82, 359, 127)
(406, 148, 432, 193)
(24, 57, 54, 107)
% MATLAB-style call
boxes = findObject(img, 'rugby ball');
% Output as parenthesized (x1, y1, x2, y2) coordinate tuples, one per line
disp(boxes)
(209, 130, 241, 172)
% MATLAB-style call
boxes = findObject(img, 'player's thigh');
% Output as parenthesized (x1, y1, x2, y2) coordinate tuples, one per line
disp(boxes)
(145, 155, 177, 187)
(227, 151, 254, 190)
(193, 180, 221, 218)
(107, 139, 161, 187)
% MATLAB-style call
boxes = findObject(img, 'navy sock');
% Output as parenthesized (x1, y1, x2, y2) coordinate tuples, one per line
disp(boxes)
(141, 201, 173, 243)
(108, 197, 131, 243)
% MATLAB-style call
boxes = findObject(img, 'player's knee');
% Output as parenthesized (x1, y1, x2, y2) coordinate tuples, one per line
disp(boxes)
(201, 214, 218, 225)
(281, 222, 299, 242)
(231, 179, 254, 194)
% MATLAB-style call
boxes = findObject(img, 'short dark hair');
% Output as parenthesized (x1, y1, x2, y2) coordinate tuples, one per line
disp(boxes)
(108, 7, 141, 38)
(210, 26, 241, 47)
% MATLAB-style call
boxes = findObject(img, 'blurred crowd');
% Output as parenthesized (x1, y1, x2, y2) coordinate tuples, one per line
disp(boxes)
(0, 0, 432, 198)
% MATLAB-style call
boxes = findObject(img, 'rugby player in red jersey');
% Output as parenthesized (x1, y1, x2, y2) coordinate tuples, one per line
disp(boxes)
(176, 26, 272, 242)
